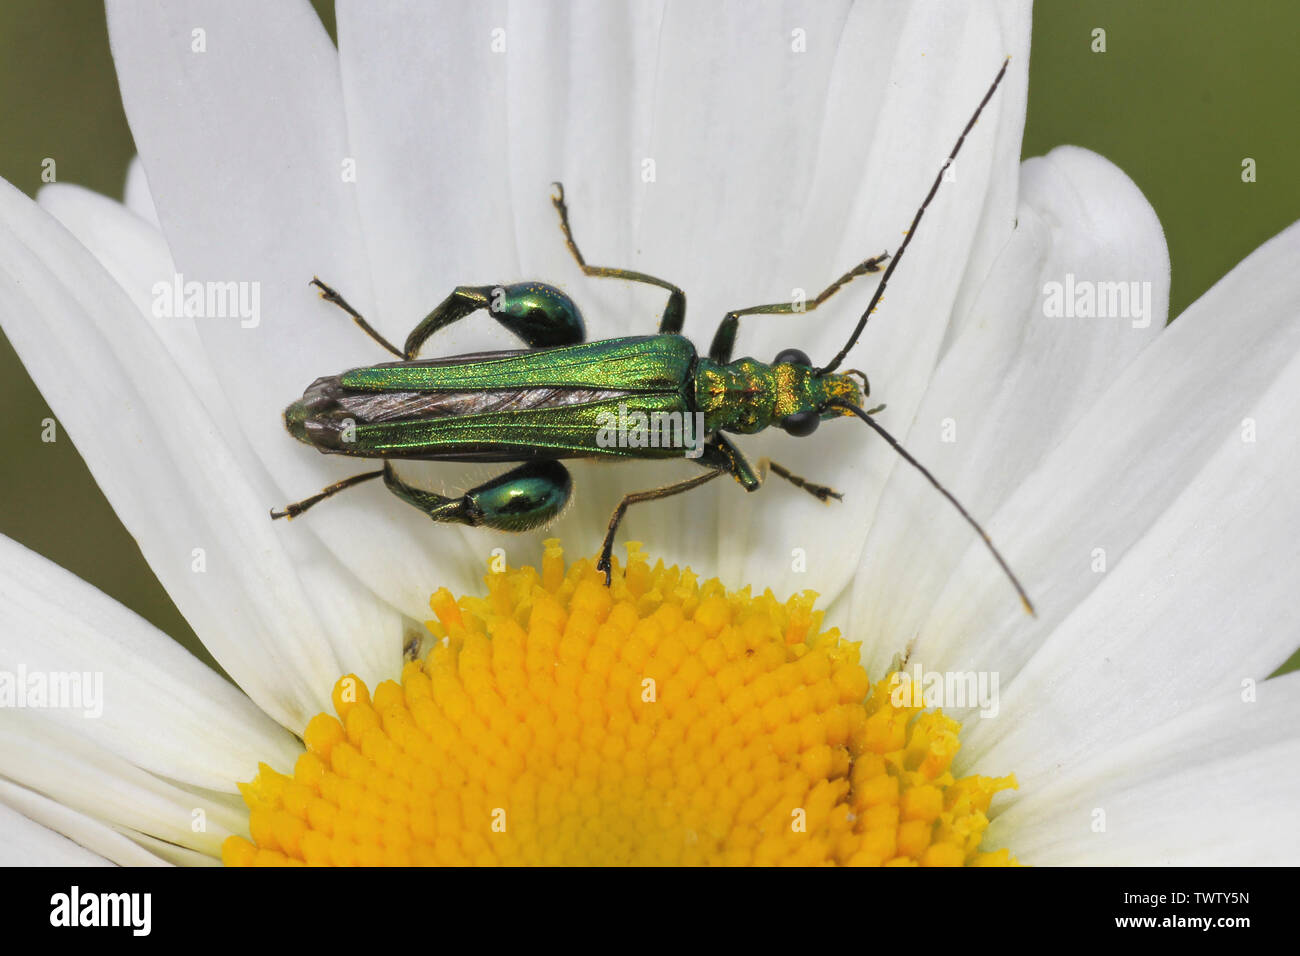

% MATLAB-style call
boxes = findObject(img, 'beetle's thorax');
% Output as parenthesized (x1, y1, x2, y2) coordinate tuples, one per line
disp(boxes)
(694, 358, 861, 434)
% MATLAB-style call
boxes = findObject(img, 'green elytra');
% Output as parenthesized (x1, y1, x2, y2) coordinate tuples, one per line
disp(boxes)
(276, 58, 1034, 613)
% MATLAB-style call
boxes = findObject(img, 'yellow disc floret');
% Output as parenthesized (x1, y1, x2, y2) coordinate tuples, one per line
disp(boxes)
(223, 540, 1017, 866)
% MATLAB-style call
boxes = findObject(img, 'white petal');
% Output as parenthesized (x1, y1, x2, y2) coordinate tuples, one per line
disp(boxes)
(0, 798, 115, 867)
(699, 1, 1029, 598)
(0, 178, 380, 728)
(921, 218, 1300, 675)
(35, 181, 406, 702)
(851, 145, 1169, 675)
(0, 532, 298, 790)
(986, 674, 1300, 865)
(337, 0, 520, 348)
(503, 0, 670, 335)
(38, 182, 237, 433)
(942, 1, 1033, 349)
(106, 0, 472, 616)
(961, 341, 1300, 785)
(0, 779, 170, 866)
(927, 219, 1300, 780)
(124, 830, 220, 866)
(123, 154, 160, 228)
(0, 711, 246, 858)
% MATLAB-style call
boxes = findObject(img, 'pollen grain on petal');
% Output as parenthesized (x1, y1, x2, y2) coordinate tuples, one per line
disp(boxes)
(222, 540, 1018, 866)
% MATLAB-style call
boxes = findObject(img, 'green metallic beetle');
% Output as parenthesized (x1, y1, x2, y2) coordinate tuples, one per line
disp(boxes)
(274, 59, 1033, 613)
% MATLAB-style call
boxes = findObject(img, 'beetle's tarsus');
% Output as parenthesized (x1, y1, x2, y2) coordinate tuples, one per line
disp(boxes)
(805, 485, 842, 502)
(272, 469, 387, 523)
(763, 459, 842, 503)
(854, 251, 889, 275)
(309, 276, 406, 358)
(310, 277, 340, 301)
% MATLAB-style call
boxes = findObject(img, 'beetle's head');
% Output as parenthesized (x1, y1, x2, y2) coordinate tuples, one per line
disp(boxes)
(768, 348, 865, 437)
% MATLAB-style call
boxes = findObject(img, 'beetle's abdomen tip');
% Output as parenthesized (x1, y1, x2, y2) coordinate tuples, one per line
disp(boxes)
(283, 399, 312, 444)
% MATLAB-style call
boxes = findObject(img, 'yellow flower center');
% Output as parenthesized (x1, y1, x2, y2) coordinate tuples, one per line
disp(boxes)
(223, 541, 1018, 866)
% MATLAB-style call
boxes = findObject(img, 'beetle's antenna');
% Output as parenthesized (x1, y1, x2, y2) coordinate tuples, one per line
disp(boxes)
(829, 398, 1035, 616)
(817, 56, 1010, 376)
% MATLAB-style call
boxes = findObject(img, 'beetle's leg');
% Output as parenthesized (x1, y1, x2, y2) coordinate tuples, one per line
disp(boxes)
(271, 461, 573, 531)
(700, 434, 841, 502)
(401, 286, 490, 357)
(270, 468, 386, 519)
(696, 433, 760, 490)
(708, 252, 889, 363)
(314, 276, 585, 360)
(597, 469, 724, 584)
(551, 182, 687, 334)
(759, 459, 843, 502)
(403, 283, 586, 357)
(596, 436, 844, 583)
(310, 277, 406, 359)
(383, 461, 572, 532)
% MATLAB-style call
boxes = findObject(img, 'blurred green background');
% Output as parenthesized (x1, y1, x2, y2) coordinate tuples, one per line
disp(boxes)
(1, 1, 1297, 675)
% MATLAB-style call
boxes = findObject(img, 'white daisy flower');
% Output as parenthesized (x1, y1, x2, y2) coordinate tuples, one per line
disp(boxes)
(1, 0, 1296, 866)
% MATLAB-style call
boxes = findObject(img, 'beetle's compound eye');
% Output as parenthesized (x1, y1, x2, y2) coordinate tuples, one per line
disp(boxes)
(773, 348, 812, 367)
(781, 410, 820, 437)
